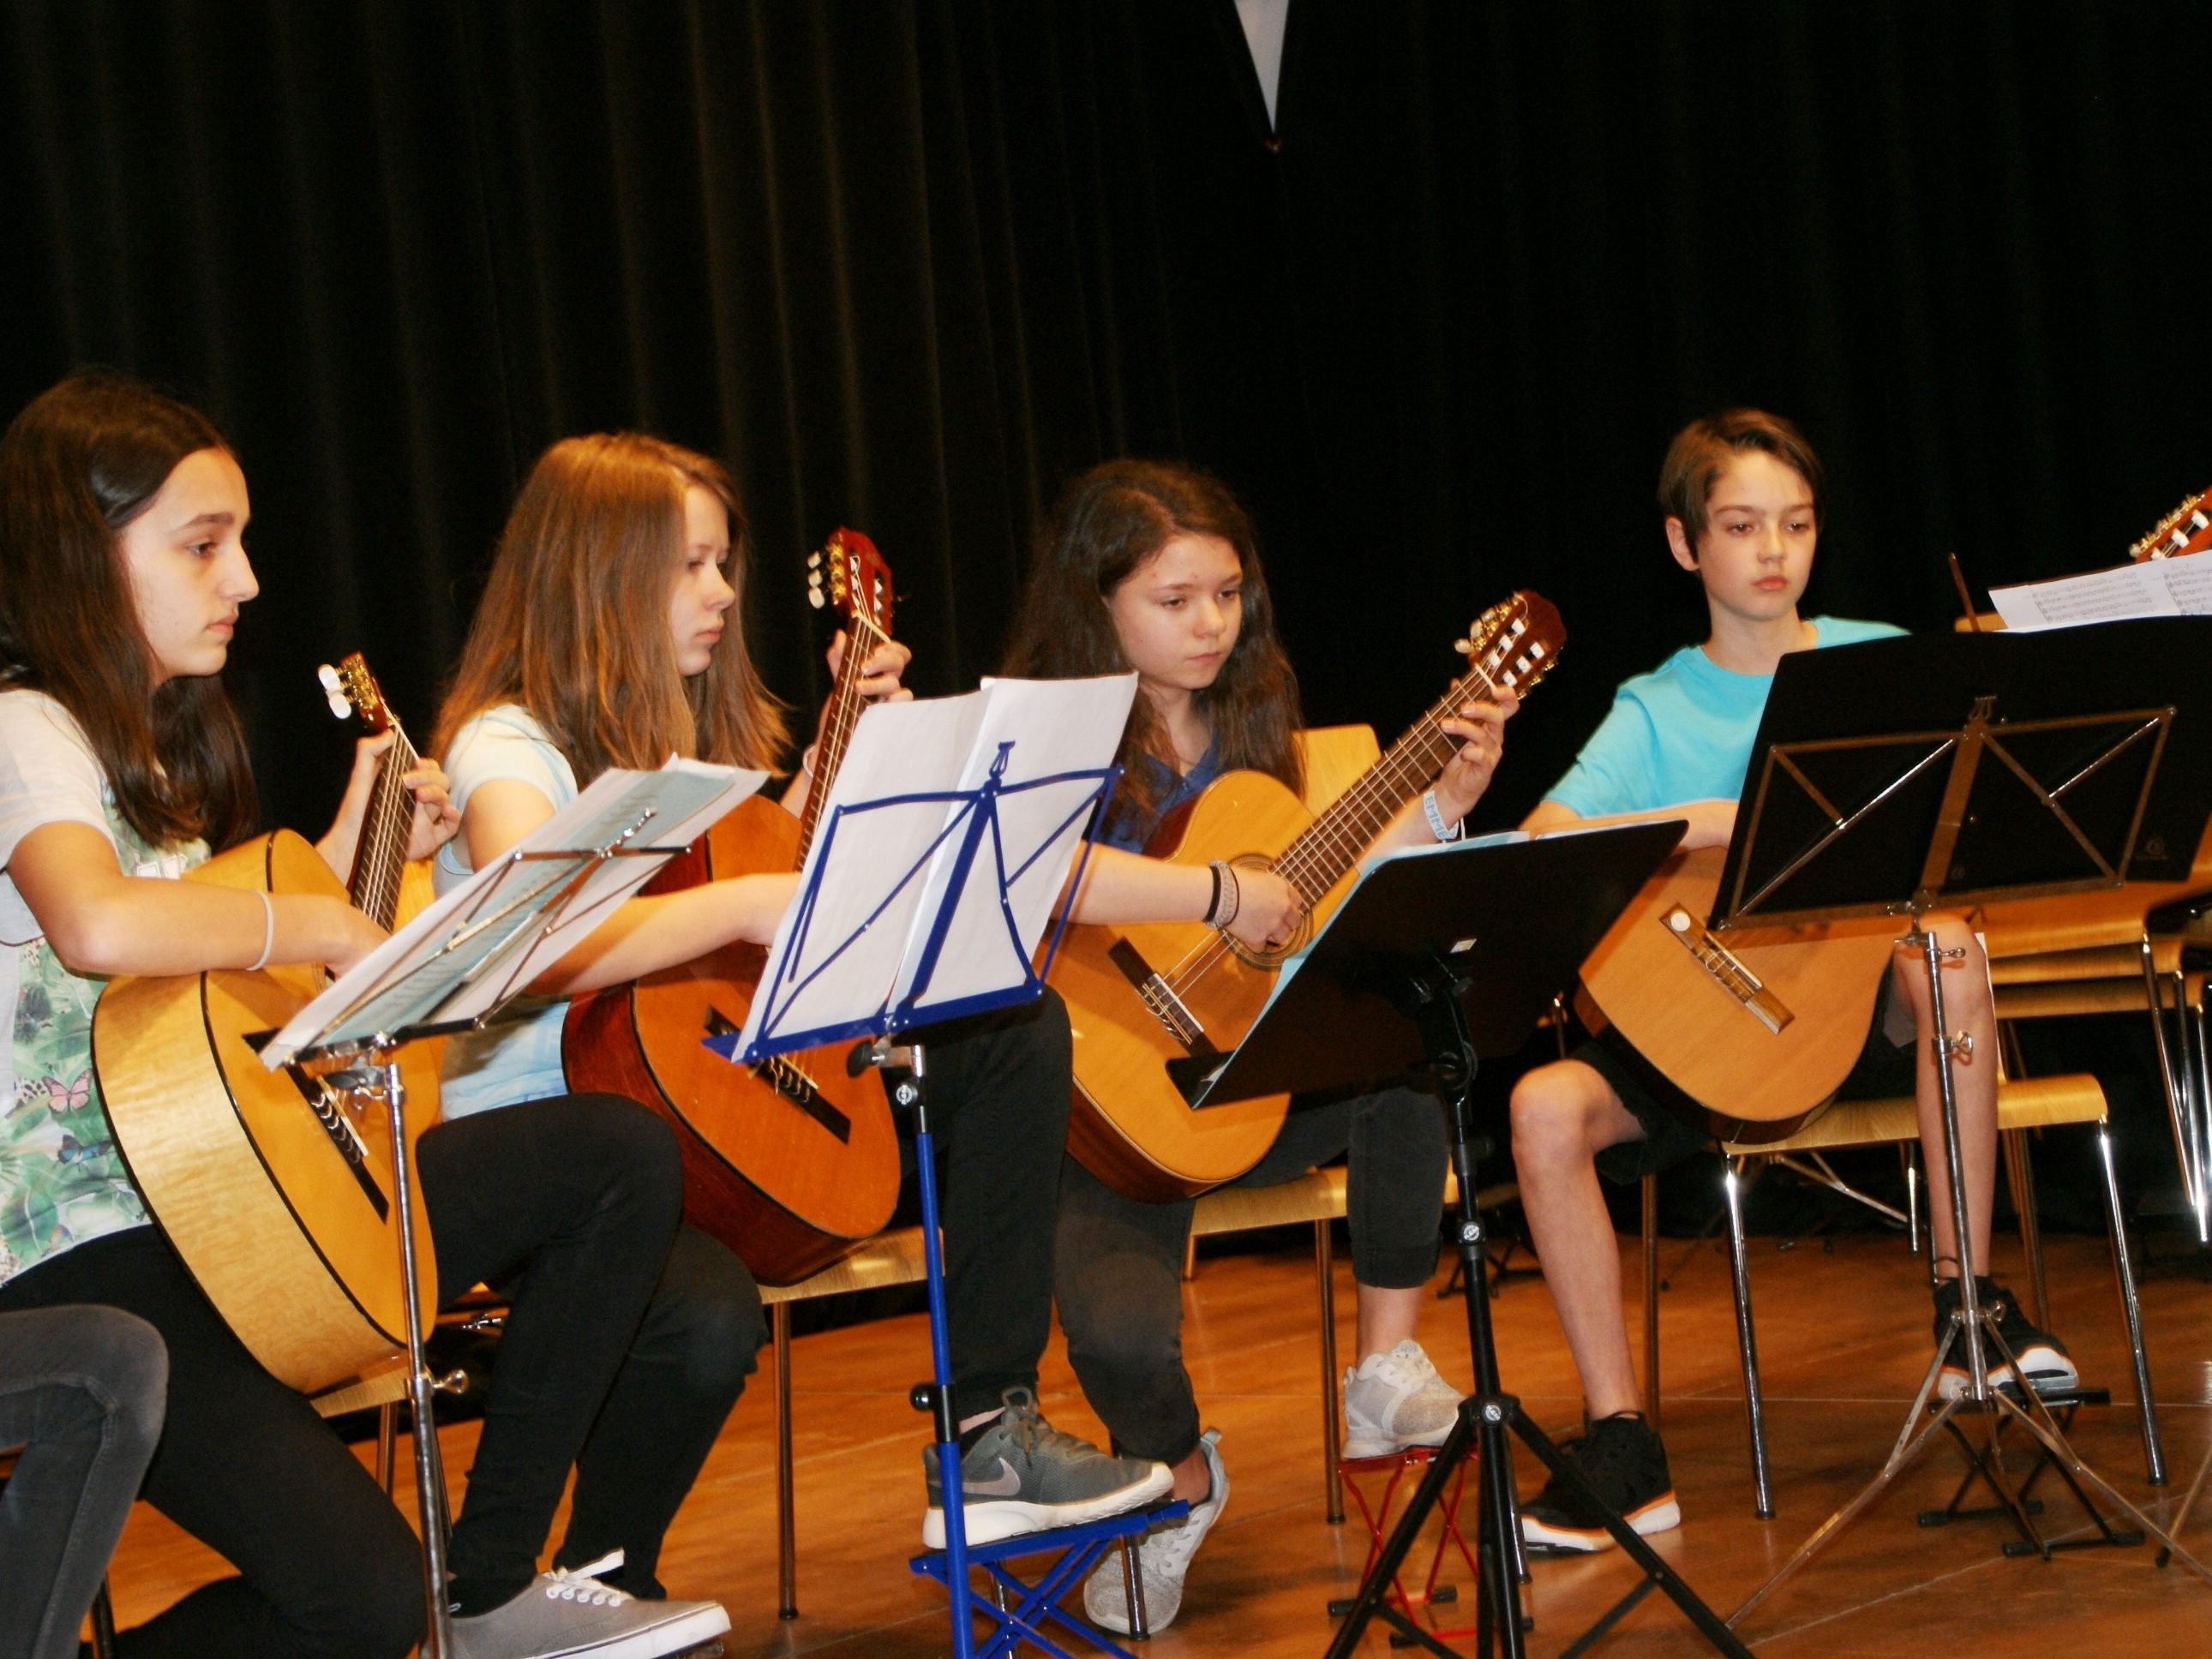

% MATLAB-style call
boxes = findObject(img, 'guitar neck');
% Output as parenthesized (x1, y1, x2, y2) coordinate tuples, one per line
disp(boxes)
(1273, 657, 1502, 899)
(348, 728, 419, 931)
(795, 611, 891, 862)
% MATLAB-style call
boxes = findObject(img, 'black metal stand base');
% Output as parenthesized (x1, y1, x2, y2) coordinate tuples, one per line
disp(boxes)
(1322, 959, 1753, 1659)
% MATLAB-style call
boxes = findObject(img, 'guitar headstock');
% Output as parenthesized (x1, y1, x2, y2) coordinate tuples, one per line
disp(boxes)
(806, 527, 895, 640)
(1455, 591, 1567, 698)
(315, 652, 393, 734)
(2131, 488, 2212, 562)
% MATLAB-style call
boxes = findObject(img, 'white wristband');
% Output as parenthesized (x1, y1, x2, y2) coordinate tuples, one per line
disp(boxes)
(247, 889, 276, 973)
(1423, 789, 1464, 844)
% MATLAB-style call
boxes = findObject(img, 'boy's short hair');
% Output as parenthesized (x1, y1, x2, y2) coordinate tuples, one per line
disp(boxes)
(1657, 409, 1824, 549)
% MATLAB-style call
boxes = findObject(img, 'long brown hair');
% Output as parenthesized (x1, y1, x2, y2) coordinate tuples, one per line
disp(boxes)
(0, 372, 256, 850)
(435, 433, 790, 784)
(1002, 458, 1302, 835)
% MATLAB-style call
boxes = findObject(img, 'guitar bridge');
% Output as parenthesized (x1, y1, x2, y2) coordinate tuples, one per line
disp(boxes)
(1107, 940, 1221, 1058)
(704, 1008, 852, 1143)
(1658, 906, 1795, 1036)
(289, 1066, 393, 1220)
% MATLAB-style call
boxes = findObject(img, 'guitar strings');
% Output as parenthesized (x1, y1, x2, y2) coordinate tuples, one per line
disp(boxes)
(1147, 639, 1513, 1001)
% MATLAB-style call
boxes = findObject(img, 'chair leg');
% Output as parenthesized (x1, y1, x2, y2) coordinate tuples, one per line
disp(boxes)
(90, 1578, 117, 1659)
(1316, 1219, 1343, 1524)
(1640, 1171, 1661, 1432)
(773, 1302, 800, 1620)
(2140, 937, 2205, 1240)
(1723, 1159, 1773, 1519)
(2004, 1128, 2051, 1329)
(2095, 1125, 2167, 1485)
(1184, 1231, 1198, 1281)
(374, 1398, 400, 1496)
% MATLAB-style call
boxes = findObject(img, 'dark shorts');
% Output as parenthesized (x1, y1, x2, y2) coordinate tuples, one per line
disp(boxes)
(1585, 974, 1918, 1185)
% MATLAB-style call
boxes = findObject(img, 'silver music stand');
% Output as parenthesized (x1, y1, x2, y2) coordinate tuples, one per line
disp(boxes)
(1707, 633, 2212, 1627)
(260, 760, 762, 1657)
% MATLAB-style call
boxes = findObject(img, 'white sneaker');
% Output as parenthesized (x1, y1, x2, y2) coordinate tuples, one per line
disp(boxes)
(448, 1552, 731, 1659)
(1342, 1339, 1462, 1458)
(1082, 1428, 1229, 1634)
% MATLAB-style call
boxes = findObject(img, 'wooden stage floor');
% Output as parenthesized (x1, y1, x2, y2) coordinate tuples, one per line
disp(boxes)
(108, 1228, 2212, 1656)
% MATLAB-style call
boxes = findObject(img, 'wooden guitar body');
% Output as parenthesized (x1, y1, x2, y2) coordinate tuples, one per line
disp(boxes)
(1572, 846, 1902, 1142)
(1059, 770, 1332, 1201)
(93, 830, 441, 1395)
(562, 793, 902, 1285)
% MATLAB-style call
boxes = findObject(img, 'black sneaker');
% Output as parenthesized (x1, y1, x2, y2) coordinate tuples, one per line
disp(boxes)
(921, 1386, 1172, 1548)
(1518, 1412, 1681, 1553)
(1933, 1277, 2078, 1399)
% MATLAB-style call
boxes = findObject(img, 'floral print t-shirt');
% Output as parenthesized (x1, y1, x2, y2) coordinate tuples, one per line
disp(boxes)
(0, 690, 205, 1288)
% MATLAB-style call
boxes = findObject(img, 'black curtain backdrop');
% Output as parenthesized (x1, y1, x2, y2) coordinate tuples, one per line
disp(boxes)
(3, 1, 2209, 839)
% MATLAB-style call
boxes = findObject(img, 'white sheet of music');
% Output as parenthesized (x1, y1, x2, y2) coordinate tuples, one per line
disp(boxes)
(1990, 549, 2212, 631)
(733, 673, 1136, 1059)
(262, 758, 765, 1066)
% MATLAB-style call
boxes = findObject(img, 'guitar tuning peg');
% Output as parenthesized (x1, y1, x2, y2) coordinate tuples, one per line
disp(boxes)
(806, 550, 822, 570)
(806, 584, 827, 609)
(315, 664, 351, 720)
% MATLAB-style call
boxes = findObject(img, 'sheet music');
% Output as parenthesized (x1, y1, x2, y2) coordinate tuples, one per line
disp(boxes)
(261, 758, 765, 1066)
(732, 674, 1136, 1058)
(1990, 549, 2212, 632)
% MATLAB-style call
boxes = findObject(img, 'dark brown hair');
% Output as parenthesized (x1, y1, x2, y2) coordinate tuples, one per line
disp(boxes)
(1001, 458, 1302, 835)
(435, 432, 790, 785)
(0, 372, 256, 849)
(1657, 408, 1824, 554)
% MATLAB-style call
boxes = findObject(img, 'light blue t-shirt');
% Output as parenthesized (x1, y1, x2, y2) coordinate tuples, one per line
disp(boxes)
(1544, 617, 1905, 818)
(433, 704, 580, 1117)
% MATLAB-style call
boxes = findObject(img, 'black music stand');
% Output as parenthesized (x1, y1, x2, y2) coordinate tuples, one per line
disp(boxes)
(1709, 627, 2212, 1629)
(1170, 823, 1752, 1659)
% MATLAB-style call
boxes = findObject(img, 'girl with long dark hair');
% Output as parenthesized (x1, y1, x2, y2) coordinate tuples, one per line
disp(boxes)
(1005, 458, 1515, 1633)
(0, 372, 728, 1659)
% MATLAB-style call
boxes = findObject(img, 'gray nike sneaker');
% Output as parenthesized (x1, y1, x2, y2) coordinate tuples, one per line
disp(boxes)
(921, 1386, 1172, 1547)
(447, 1551, 729, 1659)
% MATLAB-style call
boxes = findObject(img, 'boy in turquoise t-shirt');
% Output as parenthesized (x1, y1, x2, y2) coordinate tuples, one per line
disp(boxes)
(1510, 410, 2073, 1551)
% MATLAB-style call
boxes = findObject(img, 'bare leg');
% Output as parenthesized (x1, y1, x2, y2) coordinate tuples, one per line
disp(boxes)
(1354, 1284, 1426, 1359)
(1509, 1060, 1650, 1420)
(1893, 915, 1998, 1278)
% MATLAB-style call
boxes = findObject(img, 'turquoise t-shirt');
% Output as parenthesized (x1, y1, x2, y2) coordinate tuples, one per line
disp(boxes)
(1544, 617, 1905, 818)
(432, 704, 579, 1117)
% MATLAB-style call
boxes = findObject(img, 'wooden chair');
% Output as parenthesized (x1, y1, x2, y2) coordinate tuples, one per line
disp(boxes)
(1641, 1071, 2158, 1518)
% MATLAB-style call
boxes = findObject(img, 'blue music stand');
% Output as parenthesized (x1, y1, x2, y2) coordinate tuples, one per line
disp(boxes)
(712, 686, 1178, 1658)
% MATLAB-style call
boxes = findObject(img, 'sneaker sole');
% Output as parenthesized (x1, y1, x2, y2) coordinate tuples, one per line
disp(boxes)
(923, 1464, 1174, 1548)
(1935, 1356, 2080, 1400)
(1341, 1423, 1453, 1459)
(1519, 1491, 1681, 1554)
(516, 1603, 732, 1659)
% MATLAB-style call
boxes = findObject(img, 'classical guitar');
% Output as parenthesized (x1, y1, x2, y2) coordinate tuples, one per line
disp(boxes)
(2129, 487, 2212, 562)
(1571, 847, 1902, 1142)
(563, 529, 901, 1284)
(1057, 593, 1567, 1201)
(93, 656, 440, 1395)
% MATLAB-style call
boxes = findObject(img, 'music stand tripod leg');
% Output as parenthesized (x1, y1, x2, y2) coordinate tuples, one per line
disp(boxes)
(890, 1043, 980, 1659)
(1324, 961, 1753, 1659)
(371, 1055, 456, 1659)
(1735, 926, 2212, 1632)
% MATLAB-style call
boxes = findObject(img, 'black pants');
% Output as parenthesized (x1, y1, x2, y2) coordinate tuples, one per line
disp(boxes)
(908, 987, 1075, 1413)
(0, 1306, 167, 1659)
(0, 1093, 682, 1658)
(1055, 1085, 1448, 1465)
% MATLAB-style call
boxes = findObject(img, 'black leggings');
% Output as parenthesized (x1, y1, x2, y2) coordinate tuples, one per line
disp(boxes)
(0, 1093, 682, 1659)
